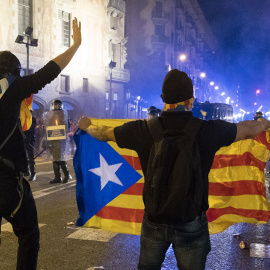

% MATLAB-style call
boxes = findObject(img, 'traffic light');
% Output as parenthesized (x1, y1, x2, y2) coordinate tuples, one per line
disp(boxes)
(256, 89, 261, 94)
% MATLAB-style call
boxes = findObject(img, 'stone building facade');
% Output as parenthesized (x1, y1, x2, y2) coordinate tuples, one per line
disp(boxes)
(125, 0, 218, 110)
(1, 0, 220, 121)
(0, 0, 130, 121)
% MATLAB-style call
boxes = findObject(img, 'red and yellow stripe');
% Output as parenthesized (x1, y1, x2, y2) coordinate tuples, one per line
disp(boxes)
(208, 131, 270, 234)
(84, 119, 270, 235)
(20, 94, 33, 131)
(163, 97, 194, 111)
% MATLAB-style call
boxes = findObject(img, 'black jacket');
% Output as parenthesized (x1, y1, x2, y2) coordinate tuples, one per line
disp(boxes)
(0, 61, 61, 173)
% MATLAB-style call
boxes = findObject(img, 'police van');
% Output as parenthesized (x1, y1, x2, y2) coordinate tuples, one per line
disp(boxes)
(192, 100, 233, 123)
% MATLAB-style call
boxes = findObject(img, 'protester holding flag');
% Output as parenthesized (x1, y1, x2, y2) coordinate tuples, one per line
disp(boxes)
(78, 69, 270, 270)
(0, 17, 81, 270)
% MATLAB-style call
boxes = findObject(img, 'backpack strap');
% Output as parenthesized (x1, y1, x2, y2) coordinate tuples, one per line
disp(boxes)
(147, 116, 202, 142)
(0, 121, 17, 151)
(146, 117, 164, 142)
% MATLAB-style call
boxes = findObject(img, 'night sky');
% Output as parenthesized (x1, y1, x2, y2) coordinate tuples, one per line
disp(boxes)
(197, 0, 270, 110)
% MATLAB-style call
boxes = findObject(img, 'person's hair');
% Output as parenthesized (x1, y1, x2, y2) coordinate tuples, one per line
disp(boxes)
(0, 51, 21, 79)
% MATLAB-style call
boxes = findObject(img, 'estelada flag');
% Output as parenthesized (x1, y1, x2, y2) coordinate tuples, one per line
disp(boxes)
(20, 94, 33, 131)
(74, 119, 270, 235)
(208, 131, 270, 234)
(74, 119, 144, 235)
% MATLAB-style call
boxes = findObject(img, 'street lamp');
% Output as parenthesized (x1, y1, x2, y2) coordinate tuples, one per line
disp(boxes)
(179, 54, 186, 71)
(108, 60, 116, 118)
(200, 72, 206, 78)
(179, 54, 186, 61)
(15, 26, 38, 75)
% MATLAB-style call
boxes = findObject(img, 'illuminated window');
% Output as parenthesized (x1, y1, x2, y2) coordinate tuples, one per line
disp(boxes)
(60, 75, 70, 93)
(105, 101, 109, 111)
(18, 0, 33, 36)
(106, 92, 109, 100)
(58, 10, 70, 47)
(113, 93, 118, 101)
(83, 78, 88, 93)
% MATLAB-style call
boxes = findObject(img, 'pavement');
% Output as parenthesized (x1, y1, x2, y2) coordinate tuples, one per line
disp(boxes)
(1, 154, 270, 269)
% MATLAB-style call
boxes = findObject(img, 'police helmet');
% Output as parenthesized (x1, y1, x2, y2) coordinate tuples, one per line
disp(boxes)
(51, 99, 63, 111)
(148, 106, 159, 119)
(147, 106, 157, 113)
(0, 51, 21, 79)
(254, 111, 263, 121)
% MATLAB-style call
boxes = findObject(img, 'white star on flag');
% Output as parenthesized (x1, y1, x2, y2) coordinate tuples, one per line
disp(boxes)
(89, 154, 123, 190)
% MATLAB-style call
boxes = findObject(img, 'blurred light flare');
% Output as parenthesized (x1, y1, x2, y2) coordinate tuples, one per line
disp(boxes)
(225, 97, 231, 104)
(200, 72, 206, 78)
(179, 54, 187, 61)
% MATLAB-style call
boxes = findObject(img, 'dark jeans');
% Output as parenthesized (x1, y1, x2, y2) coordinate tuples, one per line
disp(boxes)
(0, 175, 39, 270)
(138, 213, 211, 270)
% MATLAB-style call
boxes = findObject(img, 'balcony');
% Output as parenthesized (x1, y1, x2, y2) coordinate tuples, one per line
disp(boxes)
(152, 9, 170, 24)
(176, 0, 184, 10)
(152, 34, 170, 44)
(185, 35, 194, 46)
(175, 21, 184, 31)
(107, 0, 125, 13)
(105, 67, 130, 83)
(175, 43, 185, 52)
(151, 34, 170, 51)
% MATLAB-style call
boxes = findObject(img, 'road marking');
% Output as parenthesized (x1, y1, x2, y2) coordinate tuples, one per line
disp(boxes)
(250, 243, 270, 258)
(33, 180, 76, 199)
(1, 222, 46, 232)
(36, 171, 54, 176)
(66, 227, 117, 242)
(36, 161, 52, 165)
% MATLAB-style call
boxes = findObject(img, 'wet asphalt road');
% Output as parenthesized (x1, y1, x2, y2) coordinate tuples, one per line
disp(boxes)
(0, 156, 270, 269)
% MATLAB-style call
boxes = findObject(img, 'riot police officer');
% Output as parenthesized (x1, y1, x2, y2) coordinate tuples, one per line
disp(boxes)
(47, 99, 72, 184)
(254, 111, 263, 121)
(147, 106, 159, 119)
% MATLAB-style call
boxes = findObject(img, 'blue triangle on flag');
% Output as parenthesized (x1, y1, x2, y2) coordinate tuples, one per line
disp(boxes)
(74, 129, 143, 226)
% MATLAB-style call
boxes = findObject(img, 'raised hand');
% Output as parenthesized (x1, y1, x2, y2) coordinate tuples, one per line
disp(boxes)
(72, 17, 81, 47)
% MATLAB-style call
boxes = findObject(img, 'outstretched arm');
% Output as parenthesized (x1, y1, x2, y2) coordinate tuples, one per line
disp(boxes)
(52, 17, 82, 70)
(235, 118, 270, 142)
(78, 116, 116, 142)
